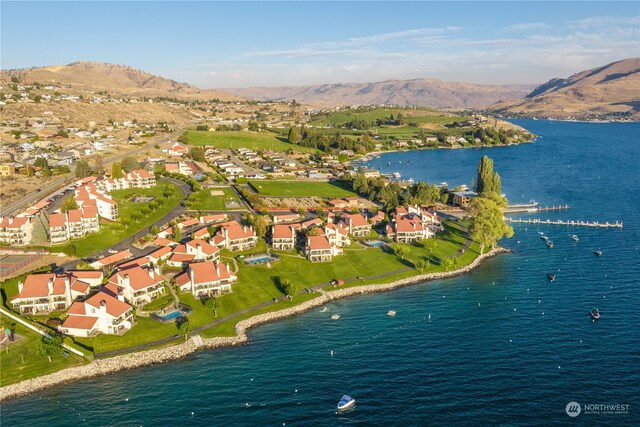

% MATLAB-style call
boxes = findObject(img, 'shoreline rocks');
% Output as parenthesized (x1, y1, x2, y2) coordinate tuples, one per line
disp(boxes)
(0, 247, 508, 401)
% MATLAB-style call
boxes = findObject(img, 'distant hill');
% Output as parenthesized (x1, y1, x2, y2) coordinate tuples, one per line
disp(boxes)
(490, 58, 640, 120)
(1, 61, 241, 102)
(225, 79, 536, 109)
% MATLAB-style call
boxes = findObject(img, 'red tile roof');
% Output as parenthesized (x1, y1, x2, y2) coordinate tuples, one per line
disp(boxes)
(308, 235, 331, 250)
(94, 249, 132, 267)
(188, 261, 234, 284)
(109, 266, 163, 291)
(272, 224, 295, 239)
(49, 213, 67, 227)
(85, 291, 131, 317)
(61, 314, 98, 330)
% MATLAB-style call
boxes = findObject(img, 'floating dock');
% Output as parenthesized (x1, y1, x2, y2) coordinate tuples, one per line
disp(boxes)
(505, 217, 623, 228)
(504, 204, 570, 213)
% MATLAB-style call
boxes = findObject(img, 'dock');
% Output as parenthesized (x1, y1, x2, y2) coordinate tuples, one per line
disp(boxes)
(504, 204, 570, 213)
(505, 217, 623, 228)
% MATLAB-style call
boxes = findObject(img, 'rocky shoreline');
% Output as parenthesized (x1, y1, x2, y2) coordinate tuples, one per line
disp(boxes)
(0, 247, 508, 401)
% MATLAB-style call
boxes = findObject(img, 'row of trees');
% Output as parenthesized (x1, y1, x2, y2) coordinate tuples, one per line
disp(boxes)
(288, 126, 377, 154)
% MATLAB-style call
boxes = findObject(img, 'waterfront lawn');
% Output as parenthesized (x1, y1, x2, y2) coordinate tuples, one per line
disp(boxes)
(186, 131, 316, 154)
(249, 180, 358, 198)
(0, 315, 87, 386)
(68, 182, 183, 257)
(184, 187, 240, 211)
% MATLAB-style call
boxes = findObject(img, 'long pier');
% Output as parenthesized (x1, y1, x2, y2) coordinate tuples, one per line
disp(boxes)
(504, 204, 570, 213)
(505, 217, 623, 228)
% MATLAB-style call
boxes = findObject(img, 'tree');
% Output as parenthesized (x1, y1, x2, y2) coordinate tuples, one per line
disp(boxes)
(60, 196, 78, 212)
(35, 157, 52, 177)
(94, 155, 104, 175)
(288, 126, 300, 144)
(422, 238, 438, 253)
(206, 297, 220, 317)
(150, 225, 160, 235)
(415, 257, 429, 273)
(121, 156, 140, 173)
(75, 159, 91, 178)
(188, 147, 205, 162)
(24, 164, 35, 177)
(173, 227, 182, 242)
(476, 155, 502, 197)
(297, 207, 306, 216)
(179, 319, 193, 341)
(35, 333, 63, 362)
(280, 279, 298, 298)
(468, 197, 514, 254)
(440, 257, 455, 271)
(251, 215, 268, 238)
(392, 243, 409, 260)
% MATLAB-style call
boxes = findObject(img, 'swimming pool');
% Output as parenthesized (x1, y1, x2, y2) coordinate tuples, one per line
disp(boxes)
(156, 310, 184, 321)
(243, 253, 278, 265)
(365, 240, 386, 247)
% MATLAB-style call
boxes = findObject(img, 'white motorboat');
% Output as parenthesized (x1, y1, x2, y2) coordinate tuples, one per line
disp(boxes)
(337, 395, 355, 411)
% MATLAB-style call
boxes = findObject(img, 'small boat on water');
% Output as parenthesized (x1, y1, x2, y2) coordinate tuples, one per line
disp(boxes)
(547, 273, 556, 281)
(540, 235, 549, 241)
(591, 308, 600, 320)
(547, 240, 554, 248)
(387, 161, 391, 166)
(387, 310, 396, 316)
(571, 235, 579, 242)
(594, 250, 603, 256)
(337, 395, 355, 411)
(331, 314, 340, 320)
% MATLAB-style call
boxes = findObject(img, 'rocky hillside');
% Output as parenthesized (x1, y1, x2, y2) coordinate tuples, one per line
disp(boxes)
(490, 58, 640, 120)
(225, 79, 535, 109)
(1, 61, 241, 102)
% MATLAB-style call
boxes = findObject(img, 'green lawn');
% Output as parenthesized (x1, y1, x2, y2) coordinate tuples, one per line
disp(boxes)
(140, 289, 174, 311)
(309, 108, 463, 127)
(0, 315, 87, 386)
(185, 187, 241, 211)
(249, 180, 358, 198)
(185, 131, 316, 153)
(65, 182, 184, 257)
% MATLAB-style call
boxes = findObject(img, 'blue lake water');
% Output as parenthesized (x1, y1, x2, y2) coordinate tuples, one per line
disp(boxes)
(3, 120, 639, 425)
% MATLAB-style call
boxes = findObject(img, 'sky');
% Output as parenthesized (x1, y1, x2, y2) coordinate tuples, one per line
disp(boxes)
(1, 1, 639, 88)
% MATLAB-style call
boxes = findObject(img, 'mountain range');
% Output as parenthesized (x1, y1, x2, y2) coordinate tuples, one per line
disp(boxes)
(225, 79, 536, 109)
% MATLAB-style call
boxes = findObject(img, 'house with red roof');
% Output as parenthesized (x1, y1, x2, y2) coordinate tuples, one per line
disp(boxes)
(340, 212, 371, 237)
(305, 235, 341, 262)
(107, 265, 165, 306)
(59, 290, 134, 337)
(49, 206, 100, 244)
(270, 224, 297, 251)
(192, 227, 210, 240)
(175, 261, 237, 298)
(386, 218, 433, 243)
(147, 246, 173, 264)
(11, 271, 103, 314)
(90, 249, 133, 269)
(272, 213, 301, 224)
(369, 210, 385, 225)
(75, 184, 118, 221)
(168, 143, 189, 157)
(0, 215, 33, 246)
(214, 221, 257, 251)
(177, 218, 200, 230)
(200, 214, 228, 225)
(152, 236, 176, 247)
(324, 223, 351, 247)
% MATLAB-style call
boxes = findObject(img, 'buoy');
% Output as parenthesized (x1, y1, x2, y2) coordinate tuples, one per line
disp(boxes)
(509, 339, 512, 342)
(125, 398, 129, 402)
(192, 412, 195, 416)
(514, 308, 516, 311)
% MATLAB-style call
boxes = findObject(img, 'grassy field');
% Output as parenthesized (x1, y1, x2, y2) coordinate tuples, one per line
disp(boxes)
(185, 131, 316, 153)
(0, 315, 87, 386)
(184, 187, 241, 211)
(309, 108, 464, 127)
(67, 182, 183, 257)
(249, 180, 358, 198)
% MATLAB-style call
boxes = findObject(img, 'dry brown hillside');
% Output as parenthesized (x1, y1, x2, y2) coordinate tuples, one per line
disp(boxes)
(226, 79, 535, 109)
(1, 61, 241, 102)
(490, 58, 640, 120)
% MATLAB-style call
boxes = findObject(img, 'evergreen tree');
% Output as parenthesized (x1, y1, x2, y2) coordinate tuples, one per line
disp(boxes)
(60, 196, 79, 212)
(288, 126, 300, 144)
(476, 155, 501, 196)
(111, 162, 124, 178)
(121, 156, 140, 173)
(75, 159, 91, 178)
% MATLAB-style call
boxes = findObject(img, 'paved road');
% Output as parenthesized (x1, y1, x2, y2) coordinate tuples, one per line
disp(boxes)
(1, 132, 181, 217)
(61, 176, 192, 269)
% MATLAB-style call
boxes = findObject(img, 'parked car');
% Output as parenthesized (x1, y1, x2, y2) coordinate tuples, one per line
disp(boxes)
(107, 249, 118, 254)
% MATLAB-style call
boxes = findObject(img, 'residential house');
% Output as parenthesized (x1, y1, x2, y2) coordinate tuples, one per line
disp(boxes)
(305, 235, 341, 262)
(451, 191, 478, 208)
(90, 249, 133, 269)
(0, 216, 33, 246)
(272, 213, 301, 224)
(107, 266, 165, 306)
(324, 223, 351, 247)
(386, 219, 432, 243)
(340, 213, 371, 237)
(59, 291, 134, 337)
(213, 221, 257, 252)
(175, 261, 237, 298)
(168, 143, 189, 157)
(11, 271, 101, 314)
(270, 224, 297, 251)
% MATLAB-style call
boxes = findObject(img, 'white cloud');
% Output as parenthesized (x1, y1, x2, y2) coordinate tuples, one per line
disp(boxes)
(568, 15, 640, 29)
(504, 22, 551, 32)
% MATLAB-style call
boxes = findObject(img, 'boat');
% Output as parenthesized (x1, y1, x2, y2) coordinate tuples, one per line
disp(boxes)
(546, 240, 554, 248)
(547, 273, 556, 281)
(387, 310, 396, 316)
(591, 308, 600, 320)
(387, 161, 391, 166)
(540, 235, 549, 241)
(337, 395, 355, 411)
(594, 250, 603, 256)
(331, 314, 340, 320)
(571, 235, 579, 242)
